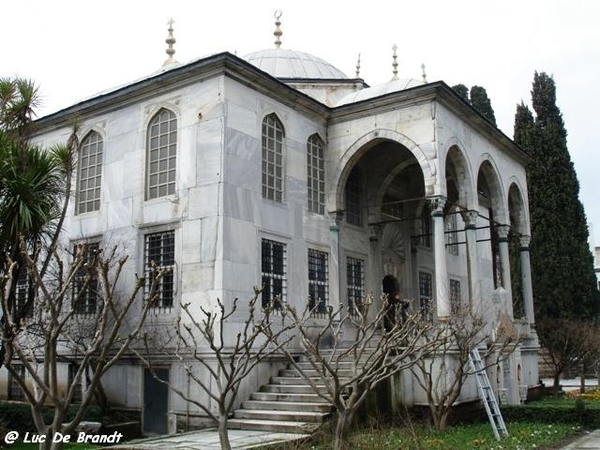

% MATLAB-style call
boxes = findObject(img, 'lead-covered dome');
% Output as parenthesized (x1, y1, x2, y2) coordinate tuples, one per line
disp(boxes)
(336, 77, 424, 106)
(244, 48, 348, 79)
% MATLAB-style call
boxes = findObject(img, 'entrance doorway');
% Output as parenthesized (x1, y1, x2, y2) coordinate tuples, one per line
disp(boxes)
(382, 275, 400, 331)
(143, 367, 169, 435)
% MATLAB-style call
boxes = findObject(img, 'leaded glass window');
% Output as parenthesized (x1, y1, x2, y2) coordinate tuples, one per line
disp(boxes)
(262, 114, 285, 202)
(147, 109, 177, 199)
(307, 135, 325, 214)
(76, 131, 103, 214)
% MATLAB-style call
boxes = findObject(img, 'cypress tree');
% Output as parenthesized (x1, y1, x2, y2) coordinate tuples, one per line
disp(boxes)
(452, 84, 469, 102)
(514, 72, 598, 321)
(470, 86, 497, 125)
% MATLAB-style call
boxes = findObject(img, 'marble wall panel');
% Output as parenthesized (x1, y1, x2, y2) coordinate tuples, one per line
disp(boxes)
(181, 219, 202, 264)
(188, 184, 219, 220)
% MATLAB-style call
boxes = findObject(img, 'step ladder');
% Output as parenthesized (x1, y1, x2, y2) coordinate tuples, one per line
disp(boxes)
(469, 348, 508, 441)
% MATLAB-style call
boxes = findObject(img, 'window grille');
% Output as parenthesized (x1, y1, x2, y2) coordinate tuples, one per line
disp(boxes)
(446, 213, 459, 255)
(347, 257, 365, 316)
(419, 271, 433, 316)
(450, 279, 462, 314)
(308, 249, 328, 316)
(8, 365, 26, 401)
(72, 242, 100, 315)
(261, 239, 287, 307)
(145, 231, 175, 312)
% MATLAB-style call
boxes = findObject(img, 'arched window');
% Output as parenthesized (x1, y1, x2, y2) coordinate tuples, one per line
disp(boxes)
(76, 131, 103, 214)
(307, 134, 325, 214)
(261, 114, 284, 202)
(147, 108, 177, 199)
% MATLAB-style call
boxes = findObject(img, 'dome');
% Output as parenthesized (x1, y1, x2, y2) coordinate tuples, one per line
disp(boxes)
(336, 77, 425, 106)
(244, 48, 348, 79)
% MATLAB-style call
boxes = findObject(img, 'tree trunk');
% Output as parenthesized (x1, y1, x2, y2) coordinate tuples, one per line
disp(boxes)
(580, 363, 586, 394)
(553, 373, 561, 398)
(218, 416, 231, 450)
(333, 411, 354, 450)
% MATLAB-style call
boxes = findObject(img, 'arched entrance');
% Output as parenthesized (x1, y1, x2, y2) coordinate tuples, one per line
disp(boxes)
(382, 274, 400, 331)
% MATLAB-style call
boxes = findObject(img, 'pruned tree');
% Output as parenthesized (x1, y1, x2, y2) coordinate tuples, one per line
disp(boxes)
(410, 307, 520, 431)
(262, 295, 441, 450)
(538, 318, 600, 396)
(136, 290, 294, 450)
(1, 240, 166, 450)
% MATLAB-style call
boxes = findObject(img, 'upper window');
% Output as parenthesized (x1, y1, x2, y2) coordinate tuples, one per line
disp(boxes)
(345, 167, 362, 226)
(145, 231, 176, 313)
(147, 109, 177, 200)
(261, 239, 287, 307)
(72, 242, 100, 315)
(261, 114, 285, 202)
(308, 249, 328, 316)
(76, 131, 103, 214)
(307, 135, 325, 214)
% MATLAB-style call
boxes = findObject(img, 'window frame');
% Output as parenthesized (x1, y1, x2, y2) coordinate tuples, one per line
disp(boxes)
(307, 134, 325, 214)
(144, 230, 176, 314)
(308, 248, 329, 316)
(418, 271, 433, 317)
(346, 256, 365, 316)
(449, 278, 462, 315)
(445, 212, 459, 255)
(8, 364, 26, 402)
(146, 108, 177, 200)
(260, 238, 287, 307)
(76, 131, 103, 215)
(71, 241, 101, 315)
(261, 114, 285, 203)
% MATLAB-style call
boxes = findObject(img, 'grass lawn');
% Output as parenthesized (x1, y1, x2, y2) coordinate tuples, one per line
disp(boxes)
(7, 444, 97, 450)
(269, 422, 583, 450)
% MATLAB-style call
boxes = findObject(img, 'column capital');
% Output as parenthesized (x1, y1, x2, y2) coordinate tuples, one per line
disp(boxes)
(369, 224, 381, 242)
(329, 210, 344, 230)
(460, 209, 479, 228)
(496, 224, 511, 241)
(427, 195, 447, 216)
(519, 234, 531, 249)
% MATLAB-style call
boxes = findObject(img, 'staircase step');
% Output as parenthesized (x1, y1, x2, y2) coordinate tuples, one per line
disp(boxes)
(251, 391, 329, 403)
(271, 376, 325, 385)
(279, 368, 355, 377)
(260, 384, 327, 394)
(243, 400, 332, 412)
(234, 409, 329, 423)
(228, 418, 319, 434)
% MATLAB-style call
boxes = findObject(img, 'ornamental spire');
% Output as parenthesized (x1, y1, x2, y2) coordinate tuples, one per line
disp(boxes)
(355, 53, 361, 78)
(421, 63, 428, 83)
(163, 18, 178, 67)
(274, 10, 283, 48)
(392, 44, 399, 80)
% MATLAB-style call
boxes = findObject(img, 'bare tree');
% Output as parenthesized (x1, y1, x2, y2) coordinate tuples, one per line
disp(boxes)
(1, 240, 166, 450)
(409, 308, 520, 430)
(136, 290, 293, 450)
(262, 295, 441, 450)
(538, 318, 600, 396)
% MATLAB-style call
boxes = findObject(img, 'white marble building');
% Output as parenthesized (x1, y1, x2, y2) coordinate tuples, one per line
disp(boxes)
(8, 18, 539, 433)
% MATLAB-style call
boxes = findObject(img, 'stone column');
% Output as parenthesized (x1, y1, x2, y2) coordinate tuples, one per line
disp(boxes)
(429, 196, 450, 318)
(496, 225, 512, 300)
(519, 235, 535, 324)
(329, 212, 343, 312)
(460, 210, 480, 314)
(369, 224, 382, 321)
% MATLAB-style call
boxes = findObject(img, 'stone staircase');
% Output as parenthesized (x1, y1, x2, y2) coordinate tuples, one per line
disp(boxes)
(228, 360, 342, 434)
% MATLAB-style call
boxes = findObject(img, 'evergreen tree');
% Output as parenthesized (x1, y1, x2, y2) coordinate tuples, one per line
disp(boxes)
(513, 72, 598, 321)
(470, 85, 497, 125)
(452, 84, 497, 125)
(452, 84, 469, 101)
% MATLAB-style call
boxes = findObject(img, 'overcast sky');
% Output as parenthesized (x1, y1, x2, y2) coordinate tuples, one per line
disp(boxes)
(4, 0, 600, 246)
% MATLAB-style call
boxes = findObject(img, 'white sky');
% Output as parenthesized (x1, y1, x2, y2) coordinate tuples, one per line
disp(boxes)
(3, 0, 600, 246)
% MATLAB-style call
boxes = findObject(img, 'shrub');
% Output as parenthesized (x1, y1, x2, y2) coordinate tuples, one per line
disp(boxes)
(0, 402, 103, 434)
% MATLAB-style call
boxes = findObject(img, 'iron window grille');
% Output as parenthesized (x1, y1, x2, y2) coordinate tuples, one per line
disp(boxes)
(347, 257, 365, 316)
(450, 279, 462, 314)
(308, 249, 328, 316)
(446, 213, 459, 255)
(419, 271, 433, 317)
(144, 231, 175, 313)
(261, 239, 287, 307)
(8, 364, 26, 401)
(72, 242, 100, 315)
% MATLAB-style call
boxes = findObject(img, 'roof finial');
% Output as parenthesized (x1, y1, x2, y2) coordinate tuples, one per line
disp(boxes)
(163, 18, 178, 67)
(355, 53, 361, 78)
(392, 44, 399, 80)
(421, 63, 427, 83)
(274, 10, 283, 48)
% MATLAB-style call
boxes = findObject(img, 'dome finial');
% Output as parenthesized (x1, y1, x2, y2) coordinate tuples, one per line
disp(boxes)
(421, 63, 428, 83)
(163, 18, 178, 67)
(355, 53, 361, 78)
(274, 10, 283, 48)
(392, 44, 399, 80)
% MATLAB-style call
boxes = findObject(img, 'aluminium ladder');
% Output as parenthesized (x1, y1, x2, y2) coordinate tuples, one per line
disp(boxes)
(469, 348, 508, 441)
